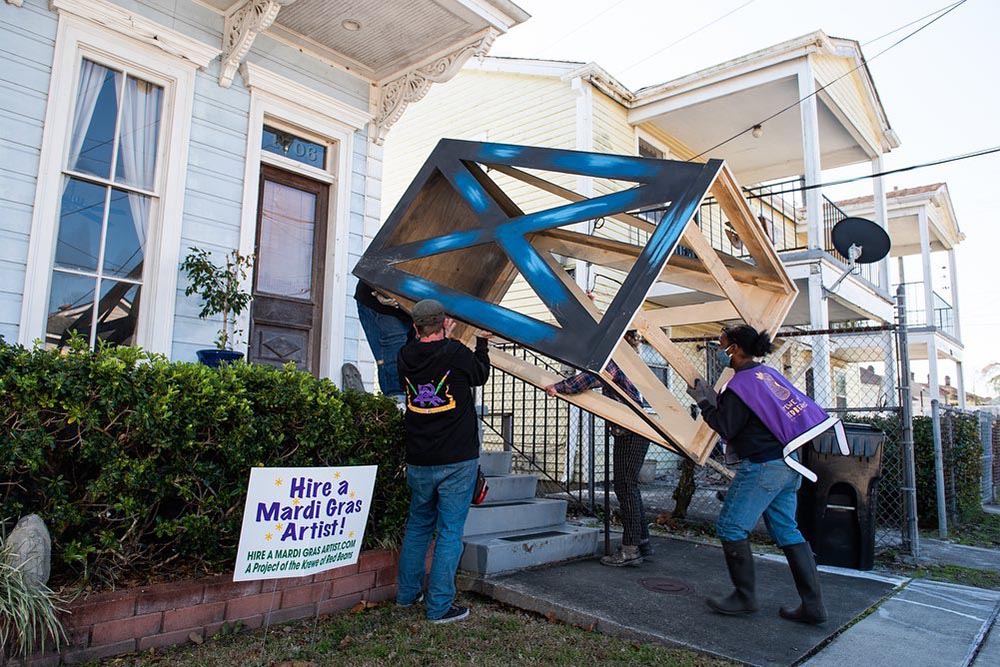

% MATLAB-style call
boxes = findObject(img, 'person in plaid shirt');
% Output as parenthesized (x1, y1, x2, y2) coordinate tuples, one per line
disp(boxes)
(545, 330, 651, 566)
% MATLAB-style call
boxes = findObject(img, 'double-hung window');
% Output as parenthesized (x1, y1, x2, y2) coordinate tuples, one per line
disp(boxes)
(46, 59, 163, 349)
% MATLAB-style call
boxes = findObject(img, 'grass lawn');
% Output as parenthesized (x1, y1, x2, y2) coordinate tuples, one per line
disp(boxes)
(948, 510, 1000, 548)
(89, 593, 735, 667)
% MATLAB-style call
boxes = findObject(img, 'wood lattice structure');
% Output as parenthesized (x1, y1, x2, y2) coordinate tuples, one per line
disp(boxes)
(354, 140, 798, 464)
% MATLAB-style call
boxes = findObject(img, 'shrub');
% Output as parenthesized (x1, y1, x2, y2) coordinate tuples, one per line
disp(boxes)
(0, 337, 406, 586)
(848, 412, 982, 529)
(0, 540, 65, 661)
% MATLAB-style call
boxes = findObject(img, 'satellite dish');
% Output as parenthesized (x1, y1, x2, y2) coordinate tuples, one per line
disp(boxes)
(831, 217, 890, 264)
(827, 217, 891, 294)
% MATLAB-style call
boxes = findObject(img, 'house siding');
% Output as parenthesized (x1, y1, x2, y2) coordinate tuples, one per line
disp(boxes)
(382, 69, 578, 325)
(811, 54, 881, 155)
(0, 0, 57, 343)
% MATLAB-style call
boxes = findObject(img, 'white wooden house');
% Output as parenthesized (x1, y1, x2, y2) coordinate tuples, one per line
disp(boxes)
(0, 0, 527, 384)
(838, 183, 967, 409)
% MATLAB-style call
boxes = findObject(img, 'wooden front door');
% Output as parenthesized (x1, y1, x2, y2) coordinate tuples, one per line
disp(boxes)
(249, 165, 328, 373)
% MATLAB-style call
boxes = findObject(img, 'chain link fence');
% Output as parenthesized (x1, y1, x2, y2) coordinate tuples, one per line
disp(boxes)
(926, 405, 996, 533)
(479, 322, 917, 555)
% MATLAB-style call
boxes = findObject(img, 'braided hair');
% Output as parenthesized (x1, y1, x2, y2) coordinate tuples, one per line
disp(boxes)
(722, 324, 773, 358)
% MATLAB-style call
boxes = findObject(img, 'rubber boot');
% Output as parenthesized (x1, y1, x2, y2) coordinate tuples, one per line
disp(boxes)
(707, 539, 759, 615)
(779, 542, 828, 625)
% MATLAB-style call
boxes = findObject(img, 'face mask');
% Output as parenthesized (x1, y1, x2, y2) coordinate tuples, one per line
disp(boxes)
(715, 344, 734, 369)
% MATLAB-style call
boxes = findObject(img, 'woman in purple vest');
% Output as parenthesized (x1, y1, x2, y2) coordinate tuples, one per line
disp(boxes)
(686, 324, 827, 625)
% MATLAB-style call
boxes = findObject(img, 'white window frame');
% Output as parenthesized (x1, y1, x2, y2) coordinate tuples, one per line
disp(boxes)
(636, 129, 673, 160)
(238, 62, 372, 382)
(19, 10, 206, 354)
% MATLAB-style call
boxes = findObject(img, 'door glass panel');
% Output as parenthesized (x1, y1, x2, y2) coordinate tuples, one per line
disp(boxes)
(262, 125, 326, 170)
(55, 177, 105, 272)
(257, 180, 317, 298)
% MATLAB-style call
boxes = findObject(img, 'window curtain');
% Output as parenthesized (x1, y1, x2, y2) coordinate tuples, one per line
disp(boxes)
(66, 59, 108, 179)
(118, 76, 162, 249)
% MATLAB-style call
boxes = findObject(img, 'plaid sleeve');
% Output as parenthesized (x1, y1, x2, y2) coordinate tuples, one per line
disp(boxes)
(607, 361, 642, 404)
(553, 371, 603, 395)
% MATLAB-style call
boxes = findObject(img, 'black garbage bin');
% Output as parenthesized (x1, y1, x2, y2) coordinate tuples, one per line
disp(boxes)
(796, 423, 884, 570)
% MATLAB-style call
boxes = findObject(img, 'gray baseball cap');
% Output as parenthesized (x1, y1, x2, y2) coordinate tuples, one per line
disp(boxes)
(411, 299, 445, 327)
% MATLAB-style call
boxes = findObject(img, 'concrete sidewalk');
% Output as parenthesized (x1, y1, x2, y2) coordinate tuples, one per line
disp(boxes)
(919, 538, 1000, 571)
(467, 533, 1000, 666)
(467, 535, 896, 667)
(803, 579, 1000, 667)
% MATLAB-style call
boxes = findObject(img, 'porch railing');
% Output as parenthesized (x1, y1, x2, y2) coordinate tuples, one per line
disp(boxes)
(900, 281, 956, 338)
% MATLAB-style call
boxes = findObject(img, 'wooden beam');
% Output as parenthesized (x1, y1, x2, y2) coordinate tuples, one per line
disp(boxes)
(680, 220, 764, 332)
(489, 348, 678, 451)
(533, 230, 727, 297)
(489, 163, 657, 234)
(641, 301, 739, 328)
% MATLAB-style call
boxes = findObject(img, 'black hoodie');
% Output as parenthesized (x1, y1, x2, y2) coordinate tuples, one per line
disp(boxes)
(397, 336, 491, 466)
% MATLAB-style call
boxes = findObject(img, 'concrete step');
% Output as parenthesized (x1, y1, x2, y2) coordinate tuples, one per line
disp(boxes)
(478, 450, 512, 476)
(481, 473, 537, 503)
(463, 498, 568, 537)
(460, 524, 601, 576)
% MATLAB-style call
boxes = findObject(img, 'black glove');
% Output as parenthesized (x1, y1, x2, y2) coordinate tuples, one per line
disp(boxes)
(685, 378, 718, 407)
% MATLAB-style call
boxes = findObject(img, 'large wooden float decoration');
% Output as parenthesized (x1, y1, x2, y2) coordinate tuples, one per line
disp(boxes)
(354, 140, 797, 464)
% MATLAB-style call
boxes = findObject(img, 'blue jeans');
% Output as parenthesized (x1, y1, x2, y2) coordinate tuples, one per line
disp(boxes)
(716, 459, 805, 547)
(396, 459, 477, 619)
(356, 302, 411, 397)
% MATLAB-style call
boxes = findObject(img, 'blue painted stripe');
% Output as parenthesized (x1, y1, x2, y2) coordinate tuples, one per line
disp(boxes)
(394, 273, 559, 346)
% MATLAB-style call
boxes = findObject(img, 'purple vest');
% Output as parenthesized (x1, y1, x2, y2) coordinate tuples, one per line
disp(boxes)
(725, 365, 848, 481)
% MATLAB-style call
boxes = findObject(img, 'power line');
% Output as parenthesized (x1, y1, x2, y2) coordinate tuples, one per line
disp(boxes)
(862, 0, 963, 45)
(758, 144, 1000, 197)
(687, 0, 970, 162)
(618, 0, 757, 76)
(633, 144, 1000, 215)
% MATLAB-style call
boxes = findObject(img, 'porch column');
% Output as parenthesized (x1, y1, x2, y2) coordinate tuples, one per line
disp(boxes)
(956, 360, 967, 409)
(881, 326, 897, 408)
(918, 209, 935, 328)
(927, 337, 941, 410)
(871, 156, 890, 292)
(948, 248, 962, 341)
(809, 269, 832, 405)
(798, 67, 823, 251)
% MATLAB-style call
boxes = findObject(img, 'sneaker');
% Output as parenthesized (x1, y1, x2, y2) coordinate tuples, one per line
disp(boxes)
(429, 605, 469, 624)
(600, 546, 643, 567)
(396, 592, 424, 608)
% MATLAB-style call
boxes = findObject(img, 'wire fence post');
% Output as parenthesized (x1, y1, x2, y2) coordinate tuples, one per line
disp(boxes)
(896, 284, 919, 557)
(931, 399, 949, 539)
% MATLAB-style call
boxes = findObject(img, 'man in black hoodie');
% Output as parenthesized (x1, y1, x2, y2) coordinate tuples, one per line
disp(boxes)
(394, 299, 492, 624)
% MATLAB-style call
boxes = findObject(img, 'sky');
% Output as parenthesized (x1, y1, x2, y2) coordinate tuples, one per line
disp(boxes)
(488, 0, 1000, 397)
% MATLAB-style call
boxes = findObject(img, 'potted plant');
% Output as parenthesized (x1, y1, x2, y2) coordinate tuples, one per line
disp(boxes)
(180, 247, 254, 367)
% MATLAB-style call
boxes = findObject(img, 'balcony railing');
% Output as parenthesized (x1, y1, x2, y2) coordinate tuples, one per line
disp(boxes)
(901, 281, 957, 338)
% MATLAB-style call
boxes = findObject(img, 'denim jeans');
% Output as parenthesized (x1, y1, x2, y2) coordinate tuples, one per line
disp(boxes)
(356, 301, 411, 398)
(716, 458, 805, 547)
(396, 459, 477, 619)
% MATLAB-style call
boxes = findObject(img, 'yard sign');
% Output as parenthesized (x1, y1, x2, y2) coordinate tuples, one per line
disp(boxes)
(233, 465, 377, 581)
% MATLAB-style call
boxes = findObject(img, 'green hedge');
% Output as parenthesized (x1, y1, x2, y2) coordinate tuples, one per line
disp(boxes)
(0, 337, 407, 585)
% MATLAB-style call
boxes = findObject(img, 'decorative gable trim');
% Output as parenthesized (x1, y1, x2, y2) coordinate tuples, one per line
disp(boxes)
(371, 27, 498, 145)
(219, 0, 294, 87)
(49, 0, 220, 68)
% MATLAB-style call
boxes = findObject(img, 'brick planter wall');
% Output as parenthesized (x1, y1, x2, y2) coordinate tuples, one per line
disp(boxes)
(15, 549, 397, 667)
